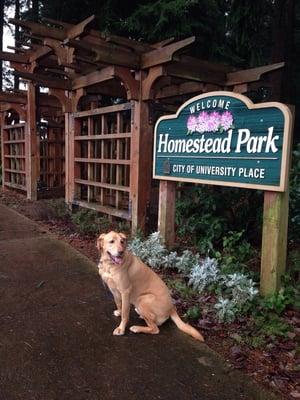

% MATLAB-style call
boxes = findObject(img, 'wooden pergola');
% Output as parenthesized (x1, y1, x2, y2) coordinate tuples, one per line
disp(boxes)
(0, 90, 65, 196)
(0, 15, 285, 233)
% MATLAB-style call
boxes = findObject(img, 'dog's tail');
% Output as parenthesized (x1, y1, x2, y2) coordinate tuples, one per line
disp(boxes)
(170, 308, 204, 342)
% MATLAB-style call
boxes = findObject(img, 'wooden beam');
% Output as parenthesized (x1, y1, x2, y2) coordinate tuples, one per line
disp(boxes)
(85, 81, 127, 99)
(72, 66, 114, 90)
(14, 71, 72, 90)
(0, 51, 28, 63)
(29, 45, 52, 62)
(0, 91, 61, 108)
(72, 200, 131, 220)
(44, 68, 74, 79)
(141, 36, 195, 69)
(67, 15, 95, 39)
(9, 18, 66, 41)
(0, 91, 27, 104)
(15, 39, 36, 49)
(73, 102, 131, 118)
(7, 46, 26, 53)
(64, 38, 140, 69)
(23, 33, 43, 43)
(226, 62, 285, 86)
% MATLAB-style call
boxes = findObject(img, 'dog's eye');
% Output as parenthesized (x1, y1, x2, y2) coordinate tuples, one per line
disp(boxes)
(109, 240, 114, 244)
(120, 240, 125, 244)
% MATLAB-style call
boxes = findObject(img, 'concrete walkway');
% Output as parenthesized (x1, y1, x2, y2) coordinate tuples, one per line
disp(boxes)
(0, 204, 280, 400)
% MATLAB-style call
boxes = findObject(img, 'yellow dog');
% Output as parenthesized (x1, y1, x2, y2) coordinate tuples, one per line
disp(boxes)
(97, 231, 204, 341)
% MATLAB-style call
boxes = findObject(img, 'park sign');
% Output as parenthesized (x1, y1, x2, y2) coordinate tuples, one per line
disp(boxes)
(153, 91, 292, 191)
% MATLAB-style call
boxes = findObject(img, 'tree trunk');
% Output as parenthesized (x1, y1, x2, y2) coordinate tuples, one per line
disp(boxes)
(14, 0, 20, 90)
(0, 0, 4, 91)
(32, 0, 39, 21)
(270, 0, 295, 103)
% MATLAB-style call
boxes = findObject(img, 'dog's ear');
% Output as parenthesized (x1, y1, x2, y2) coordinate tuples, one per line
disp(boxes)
(96, 233, 106, 252)
(119, 232, 127, 244)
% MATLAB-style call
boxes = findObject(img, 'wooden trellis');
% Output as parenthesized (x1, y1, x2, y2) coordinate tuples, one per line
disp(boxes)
(39, 120, 65, 194)
(71, 102, 131, 219)
(2, 122, 27, 191)
(0, 94, 65, 198)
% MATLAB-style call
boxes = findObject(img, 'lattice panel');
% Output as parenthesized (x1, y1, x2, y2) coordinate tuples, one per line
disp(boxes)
(2, 123, 26, 191)
(39, 122, 65, 191)
(73, 103, 131, 220)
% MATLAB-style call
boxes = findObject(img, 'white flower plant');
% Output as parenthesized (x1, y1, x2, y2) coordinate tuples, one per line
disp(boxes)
(128, 232, 258, 323)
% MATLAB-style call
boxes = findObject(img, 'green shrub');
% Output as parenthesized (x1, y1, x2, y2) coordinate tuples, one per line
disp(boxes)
(289, 143, 300, 242)
(167, 279, 198, 299)
(49, 199, 71, 220)
(71, 208, 110, 236)
(175, 185, 261, 255)
(184, 305, 202, 320)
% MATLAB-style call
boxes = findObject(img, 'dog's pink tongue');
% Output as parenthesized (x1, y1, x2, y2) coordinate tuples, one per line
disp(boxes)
(113, 256, 123, 265)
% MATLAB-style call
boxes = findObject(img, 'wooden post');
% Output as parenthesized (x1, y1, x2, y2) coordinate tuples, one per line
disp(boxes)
(260, 105, 294, 296)
(64, 112, 70, 204)
(0, 113, 5, 188)
(260, 190, 290, 296)
(26, 82, 38, 200)
(130, 79, 153, 234)
(67, 112, 77, 204)
(158, 180, 176, 248)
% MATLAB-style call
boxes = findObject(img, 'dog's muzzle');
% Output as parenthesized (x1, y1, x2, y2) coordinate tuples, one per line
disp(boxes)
(108, 252, 124, 265)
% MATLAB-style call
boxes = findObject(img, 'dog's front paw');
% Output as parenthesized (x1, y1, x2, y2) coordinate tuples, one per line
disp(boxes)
(113, 326, 125, 336)
(113, 310, 121, 317)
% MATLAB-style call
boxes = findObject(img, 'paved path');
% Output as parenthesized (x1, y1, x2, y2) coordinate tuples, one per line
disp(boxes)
(0, 204, 280, 400)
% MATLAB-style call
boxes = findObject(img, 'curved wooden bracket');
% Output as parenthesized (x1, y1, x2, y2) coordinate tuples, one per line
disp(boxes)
(49, 88, 72, 112)
(3, 103, 27, 121)
(72, 88, 86, 111)
(44, 38, 75, 66)
(142, 66, 167, 100)
(29, 61, 38, 73)
(113, 67, 139, 100)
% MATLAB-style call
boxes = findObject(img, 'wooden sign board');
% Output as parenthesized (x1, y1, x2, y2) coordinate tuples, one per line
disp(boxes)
(153, 92, 292, 192)
(154, 92, 294, 296)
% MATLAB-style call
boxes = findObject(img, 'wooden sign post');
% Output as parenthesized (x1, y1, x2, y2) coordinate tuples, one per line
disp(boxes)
(153, 91, 293, 295)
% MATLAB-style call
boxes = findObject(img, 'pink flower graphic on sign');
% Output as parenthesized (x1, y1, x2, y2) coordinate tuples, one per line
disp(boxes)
(187, 115, 198, 132)
(187, 110, 233, 134)
(220, 111, 233, 131)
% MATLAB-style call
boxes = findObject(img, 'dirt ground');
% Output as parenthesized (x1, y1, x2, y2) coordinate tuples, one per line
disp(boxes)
(0, 188, 299, 400)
